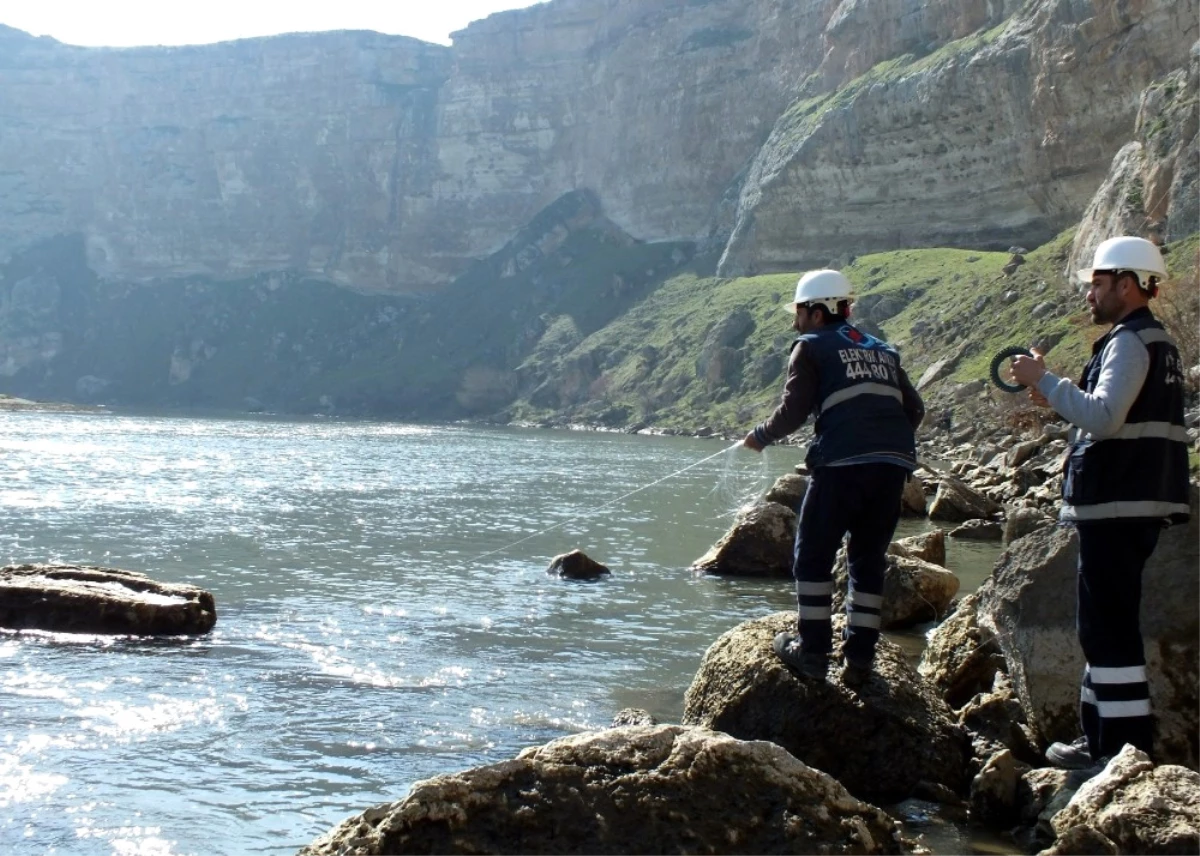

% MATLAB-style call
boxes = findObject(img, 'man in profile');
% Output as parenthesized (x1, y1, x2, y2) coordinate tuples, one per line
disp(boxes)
(743, 269, 924, 685)
(1011, 236, 1190, 769)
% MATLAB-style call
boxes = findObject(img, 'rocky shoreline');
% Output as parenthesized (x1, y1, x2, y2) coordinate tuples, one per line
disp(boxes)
(302, 411, 1198, 855)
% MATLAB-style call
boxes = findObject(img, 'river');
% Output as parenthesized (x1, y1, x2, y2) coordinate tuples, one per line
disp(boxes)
(0, 411, 1004, 855)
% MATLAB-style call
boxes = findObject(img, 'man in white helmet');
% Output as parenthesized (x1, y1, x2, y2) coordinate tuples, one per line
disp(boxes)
(743, 269, 924, 685)
(1011, 236, 1190, 770)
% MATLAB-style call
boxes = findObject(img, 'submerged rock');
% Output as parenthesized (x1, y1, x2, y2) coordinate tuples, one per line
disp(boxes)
(0, 564, 216, 636)
(682, 612, 969, 802)
(299, 724, 907, 855)
(545, 549, 610, 580)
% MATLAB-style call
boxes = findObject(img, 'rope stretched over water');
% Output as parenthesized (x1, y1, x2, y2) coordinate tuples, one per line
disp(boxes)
(469, 440, 744, 563)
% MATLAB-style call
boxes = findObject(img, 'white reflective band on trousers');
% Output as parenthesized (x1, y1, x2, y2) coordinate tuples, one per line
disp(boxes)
(795, 581, 834, 596)
(821, 383, 903, 411)
(1098, 699, 1153, 718)
(848, 612, 881, 628)
(847, 590, 883, 608)
(1061, 499, 1192, 520)
(1090, 664, 1148, 683)
(799, 605, 831, 620)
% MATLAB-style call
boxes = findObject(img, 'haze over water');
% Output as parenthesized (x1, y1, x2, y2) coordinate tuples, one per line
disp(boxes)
(0, 412, 998, 855)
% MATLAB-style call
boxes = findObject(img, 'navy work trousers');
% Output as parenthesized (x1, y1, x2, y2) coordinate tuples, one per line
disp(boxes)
(1076, 519, 1161, 760)
(791, 462, 908, 664)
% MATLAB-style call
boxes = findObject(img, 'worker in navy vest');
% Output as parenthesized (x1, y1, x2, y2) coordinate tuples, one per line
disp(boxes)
(1011, 236, 1191, 770)
(742, 269, 924, 686)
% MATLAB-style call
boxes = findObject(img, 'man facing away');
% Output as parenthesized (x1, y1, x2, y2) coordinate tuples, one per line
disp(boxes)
(1010, 236, 1191, 770)
(743, 269, 924, 685)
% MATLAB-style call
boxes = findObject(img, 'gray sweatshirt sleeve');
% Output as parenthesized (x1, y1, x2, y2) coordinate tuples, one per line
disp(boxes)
(1035, 330, 1149, 439)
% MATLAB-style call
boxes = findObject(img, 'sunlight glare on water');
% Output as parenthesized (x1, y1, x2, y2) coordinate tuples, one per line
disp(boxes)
(0, 412, 1001, 855)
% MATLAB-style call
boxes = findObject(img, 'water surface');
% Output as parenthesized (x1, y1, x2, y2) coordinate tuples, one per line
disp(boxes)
(0, 412, 1001, 855)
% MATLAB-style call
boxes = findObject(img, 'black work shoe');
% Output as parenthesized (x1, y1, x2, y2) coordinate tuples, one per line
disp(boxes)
(841, 656, 872, 688)
(1045, 736, 1094, 770)
(773, 632, 828, 680)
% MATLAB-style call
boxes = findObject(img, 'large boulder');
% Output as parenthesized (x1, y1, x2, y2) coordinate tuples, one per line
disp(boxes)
(299, 725, 907, 856)
(889, 529, 946, 567)
(833, 552, 960, 630)
(918, 592, 1005, 710)
(689, 501, 795, 577)
(975, 487, 1200, 769)
(763, 473, 808, 510)
(1046, 745, 1200, 855)
(682, 612, 970, 802)
(900, 475, 928, 517)
(0, 564, 216, 635)
(928, 476, 1003, 523)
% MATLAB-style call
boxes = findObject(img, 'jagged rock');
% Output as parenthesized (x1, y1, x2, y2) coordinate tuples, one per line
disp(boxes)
(918, 591, 1005, 710)
(928, 475, 1003, 523)
(889, 528, 945, 566)
(763, 472, 808, 510)
(900, 474, 928, 516)
(689, 501, 795, 577)
(1040, 823, 1118, 855)
(958, 672, 1042, 767)
(682, 611, 970, 802)
(609, 708, 656, 727)
(1004, 507, 1054, 544)
(1047, 745, 1200, 855)
(833, 552, 960, 629)
(299, 724, 907, 856)
(975, 487, 1200, 768)
(0, 564, 216, 636)
(948, 519, 1003, 540)
(1006, 439, 1043, 468)
(971, 749, 1025, 826)
(546, 549, 611, 580)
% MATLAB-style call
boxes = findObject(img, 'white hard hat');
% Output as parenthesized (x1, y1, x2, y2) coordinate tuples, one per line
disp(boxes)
(786, 269, 854, 312)
(1077, 236, 1167, 286)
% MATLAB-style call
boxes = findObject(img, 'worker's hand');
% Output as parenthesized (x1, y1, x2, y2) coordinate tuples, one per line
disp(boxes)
(742, 431, 764, 452)
(1010, 347, 1046, 389)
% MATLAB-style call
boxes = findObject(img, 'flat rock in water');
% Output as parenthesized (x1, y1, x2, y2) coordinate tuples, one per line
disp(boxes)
(0, 564, 217, 636)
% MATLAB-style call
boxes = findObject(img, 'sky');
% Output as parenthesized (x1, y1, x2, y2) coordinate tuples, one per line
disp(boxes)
(0, 1, 545, 47)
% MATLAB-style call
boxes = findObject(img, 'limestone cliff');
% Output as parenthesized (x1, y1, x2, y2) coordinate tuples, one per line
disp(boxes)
(0, 26, 452, 291)
(717, 0, 1199, 274)
(0, 0, 1195, 293)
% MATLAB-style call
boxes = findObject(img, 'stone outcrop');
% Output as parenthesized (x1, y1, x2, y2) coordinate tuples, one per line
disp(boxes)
(1046, 746, 1200, 855)
(299, 724, 907, 855)
(689, 501, 795, 577)
(974, 490, 1200, 769)
(0, 564, 217, 635)
(717, 0, 1197, 275)
(682, 611, 970, 802)
(889, 528, 946, 566)
(1069, 46, 1199, 272)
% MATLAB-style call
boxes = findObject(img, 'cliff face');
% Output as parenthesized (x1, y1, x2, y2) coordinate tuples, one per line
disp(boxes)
(716, 0, 1199, 274)
(0, 1, 1195, 293)
(0, 26, 452, 291)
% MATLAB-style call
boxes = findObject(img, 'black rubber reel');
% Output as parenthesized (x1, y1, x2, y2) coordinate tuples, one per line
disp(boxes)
(990, 345, 1034, 393)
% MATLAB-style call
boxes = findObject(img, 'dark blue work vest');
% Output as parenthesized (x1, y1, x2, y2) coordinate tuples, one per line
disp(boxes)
(1062, 307, 1191, 524)
(799, 323, 916, 468)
